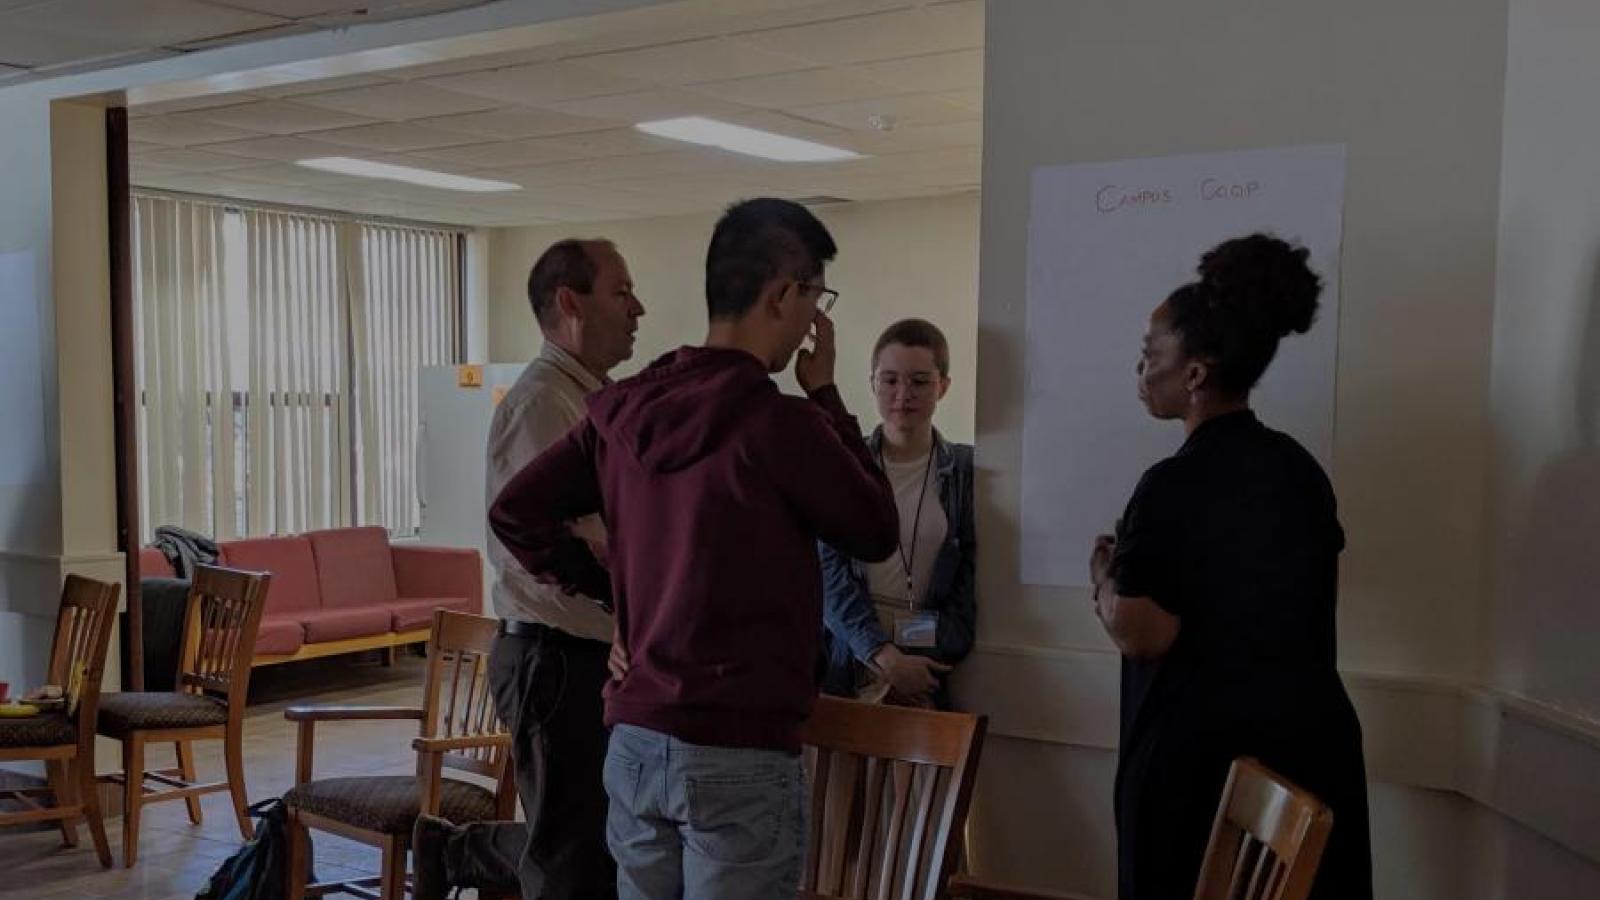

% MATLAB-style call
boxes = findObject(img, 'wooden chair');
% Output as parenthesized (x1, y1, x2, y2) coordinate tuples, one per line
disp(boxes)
(947, 757, 1334, 900)
(0, 574, 121, 868)
(96, 564, 270, 866)
(282, 609, 516, 900)
(797, 696, 987, 900)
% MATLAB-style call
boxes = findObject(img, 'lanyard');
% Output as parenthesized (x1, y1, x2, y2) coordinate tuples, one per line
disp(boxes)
(878, 445, 936, 610)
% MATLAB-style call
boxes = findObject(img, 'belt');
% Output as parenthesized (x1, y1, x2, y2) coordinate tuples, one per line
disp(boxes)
(498, 619, 605, 648)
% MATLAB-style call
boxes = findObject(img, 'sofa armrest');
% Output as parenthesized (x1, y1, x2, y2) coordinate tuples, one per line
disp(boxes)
(392, 544, 482, 609)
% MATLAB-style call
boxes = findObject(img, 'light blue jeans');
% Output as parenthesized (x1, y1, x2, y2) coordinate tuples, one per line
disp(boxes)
(604, 723, 807, 900)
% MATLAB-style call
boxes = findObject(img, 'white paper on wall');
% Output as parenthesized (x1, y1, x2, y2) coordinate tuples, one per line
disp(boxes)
(1020, 144, 1346, 587)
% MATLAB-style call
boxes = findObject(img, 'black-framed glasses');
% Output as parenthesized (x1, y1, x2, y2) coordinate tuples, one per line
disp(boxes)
(798, 282, 839, 314)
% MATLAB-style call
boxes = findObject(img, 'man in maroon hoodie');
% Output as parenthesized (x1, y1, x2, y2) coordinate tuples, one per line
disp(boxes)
(490, 197, 898, 899)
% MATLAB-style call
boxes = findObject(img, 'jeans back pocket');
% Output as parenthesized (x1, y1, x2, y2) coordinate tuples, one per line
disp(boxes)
(684, 770, 791, 865)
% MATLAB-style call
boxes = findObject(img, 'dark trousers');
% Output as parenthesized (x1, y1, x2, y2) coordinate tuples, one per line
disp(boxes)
(445, 627, 616, 899)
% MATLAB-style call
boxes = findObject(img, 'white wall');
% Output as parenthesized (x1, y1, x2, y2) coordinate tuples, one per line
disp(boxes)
(1488, 0, 1600, 725)
(487, 192, 982, 443)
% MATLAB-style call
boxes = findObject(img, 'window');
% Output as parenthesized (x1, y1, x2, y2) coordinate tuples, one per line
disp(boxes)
(133, 194, 462, 541)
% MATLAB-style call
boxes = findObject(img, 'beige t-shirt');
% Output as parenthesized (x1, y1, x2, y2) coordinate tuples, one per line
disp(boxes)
(865, 451, 948, 616)
(485, 342, 613, 642)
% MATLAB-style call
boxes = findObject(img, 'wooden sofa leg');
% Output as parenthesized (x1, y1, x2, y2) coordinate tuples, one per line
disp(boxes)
(383, 644, 397, 667)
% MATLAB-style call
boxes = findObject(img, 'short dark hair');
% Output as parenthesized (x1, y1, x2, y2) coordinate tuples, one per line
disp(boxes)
(1164, 233, 1323, 394)
(873, 318, 951, 377)
(527, 239, 612, 329)
(705, 198, 837, 321)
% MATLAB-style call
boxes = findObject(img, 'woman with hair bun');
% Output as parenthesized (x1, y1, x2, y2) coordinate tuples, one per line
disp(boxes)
(1088, 234, 1372, 899)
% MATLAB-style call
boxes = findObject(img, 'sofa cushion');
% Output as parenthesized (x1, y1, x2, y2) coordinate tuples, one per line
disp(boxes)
(306, 527, 400, 609)
(389, 597, 476, 633)
(299, 605, 394, 644)
(140, 547, 176, 579)
(220, 536, 322, 614)
(255, 616, 305, 656)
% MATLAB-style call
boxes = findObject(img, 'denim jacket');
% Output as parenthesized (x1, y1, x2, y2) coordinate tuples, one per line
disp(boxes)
(819, 427, 977, 700)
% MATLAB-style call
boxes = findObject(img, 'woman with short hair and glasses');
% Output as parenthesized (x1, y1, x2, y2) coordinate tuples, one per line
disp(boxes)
(819, 318, 976, 709)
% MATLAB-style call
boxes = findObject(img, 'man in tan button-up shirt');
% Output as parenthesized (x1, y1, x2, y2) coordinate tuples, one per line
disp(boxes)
(416, 238, 644, 900)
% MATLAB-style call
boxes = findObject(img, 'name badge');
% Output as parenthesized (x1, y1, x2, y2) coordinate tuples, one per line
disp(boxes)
(893, 610, 939, 649)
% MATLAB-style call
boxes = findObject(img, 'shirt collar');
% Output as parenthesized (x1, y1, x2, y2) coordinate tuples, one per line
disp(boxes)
(539, 340, 609, 392)
(869, 426, 956, 477)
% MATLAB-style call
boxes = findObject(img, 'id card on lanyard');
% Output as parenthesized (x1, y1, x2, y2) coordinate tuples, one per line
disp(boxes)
(881, 445, 939, 651)
(893, 609, 939, 649)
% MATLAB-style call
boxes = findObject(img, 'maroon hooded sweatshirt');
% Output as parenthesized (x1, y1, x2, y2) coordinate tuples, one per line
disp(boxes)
(489, 346, 898, 751)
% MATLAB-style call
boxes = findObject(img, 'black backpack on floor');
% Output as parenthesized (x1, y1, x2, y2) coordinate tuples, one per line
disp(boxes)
(195, 797, 316, 900)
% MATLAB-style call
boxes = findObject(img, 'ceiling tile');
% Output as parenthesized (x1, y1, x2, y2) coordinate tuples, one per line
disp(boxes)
(129, 112, 266, 147)
(425, 61, 651, 106)
(737, 2, 981, 68)
(305, 0, 488, 27)
(605, 174, 768, 204)
(169, 21, 313, 51)
(495, 149, 776, 189)
(545, 89, 751, 125)
(195, 1, 404, 16)
(220, 162, 380, 189)
(133, 172, 259, 195)
(252, 72, 397, 98)
(201, 134, 368, 162)
(195, 99, 377, 134)
(3, 0, 286, 53)
(535, 128, 682, 160)
(313, 121, 478, 152)
(939, 88, 982, 110)
(846, 48, 983, 94)
(490, 153, 712, 188)
(502, 182, 657, 212)
(724, 110, 847, 141)
(827, 118, 982, 155)
(788, 92, 978, 130)
(407, 139, 591, 170)
(291, 81, 501, 119)
(567, 37, 813, 86)
(137, 147, 265, 173)
(130, 94, 264, 117)
(0, 22, 132, 68)
(386, 46, 562, 81)
(409, 107, 614, 141)
(690, 67, 899, 109)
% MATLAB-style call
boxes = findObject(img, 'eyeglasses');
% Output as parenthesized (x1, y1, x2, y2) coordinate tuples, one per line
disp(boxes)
(797, 281, 839, 314)
(872, 372, 941, 395)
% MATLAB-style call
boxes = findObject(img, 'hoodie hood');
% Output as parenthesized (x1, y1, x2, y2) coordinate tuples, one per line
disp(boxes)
(587, 346, 774, 474)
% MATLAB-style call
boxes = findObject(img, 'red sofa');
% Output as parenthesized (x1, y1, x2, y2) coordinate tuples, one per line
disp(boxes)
(140, 527, 482, 666)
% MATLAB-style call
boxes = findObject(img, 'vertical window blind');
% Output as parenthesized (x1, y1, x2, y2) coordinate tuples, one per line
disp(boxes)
(132, 193, 462, 541)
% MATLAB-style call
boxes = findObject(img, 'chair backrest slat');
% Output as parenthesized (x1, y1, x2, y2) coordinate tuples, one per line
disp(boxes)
(1194, 758, 1334, 900)
(799, 698, 986, 900)
(49, 575, 121, 747)
(177, 566, 270, 702)
(419, 610, 508, 780)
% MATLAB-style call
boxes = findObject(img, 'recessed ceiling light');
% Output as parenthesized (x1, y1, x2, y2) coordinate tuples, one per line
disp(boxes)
(635, 117, 862, 163)
(295, 157, 521, 192)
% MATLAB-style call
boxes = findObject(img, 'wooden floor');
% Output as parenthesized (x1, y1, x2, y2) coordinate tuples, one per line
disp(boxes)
(0, 653, 489, 899)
